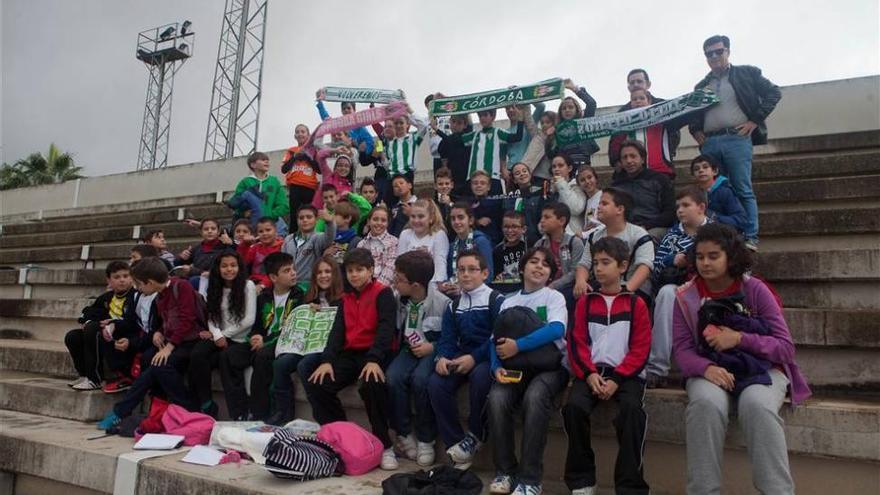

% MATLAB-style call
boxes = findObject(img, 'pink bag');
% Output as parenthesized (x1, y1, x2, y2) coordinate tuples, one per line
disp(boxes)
(316, 421, 382, 475)
(161, 404, 216, 446)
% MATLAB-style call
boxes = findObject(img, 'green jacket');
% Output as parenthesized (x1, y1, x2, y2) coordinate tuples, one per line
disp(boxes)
(232, 174, 290, 221)
(315, 192, 372, 233)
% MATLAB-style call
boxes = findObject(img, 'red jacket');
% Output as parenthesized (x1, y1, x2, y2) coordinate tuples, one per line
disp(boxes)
(156, 278, 202, 346)
(245, 238, 284, 287)
(567, 290, 651, 383)
(322, 280, 397, 363)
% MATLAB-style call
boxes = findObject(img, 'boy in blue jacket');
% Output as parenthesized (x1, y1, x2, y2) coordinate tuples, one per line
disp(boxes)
(691, 154, 747, 234)
(428, 250, 504, 469)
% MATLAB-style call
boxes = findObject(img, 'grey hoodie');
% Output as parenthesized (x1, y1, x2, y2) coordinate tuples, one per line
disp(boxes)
(282, 221, 336, 284)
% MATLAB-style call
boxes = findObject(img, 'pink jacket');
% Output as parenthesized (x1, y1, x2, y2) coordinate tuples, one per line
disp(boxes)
(672, 275, 811, 405)
(312, 147, 354, 210)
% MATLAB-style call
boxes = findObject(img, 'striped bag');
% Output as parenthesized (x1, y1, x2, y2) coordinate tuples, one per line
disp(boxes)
(263, 429, 342, 481)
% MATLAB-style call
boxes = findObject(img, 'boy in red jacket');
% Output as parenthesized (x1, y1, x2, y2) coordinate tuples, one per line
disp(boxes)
(563, 236, 651, 495)
(246, 217, 284, 290)
(304, 248, 399, 470)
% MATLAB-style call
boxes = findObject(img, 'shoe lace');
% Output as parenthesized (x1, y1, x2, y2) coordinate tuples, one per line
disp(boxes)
(459, 434, 477, 453)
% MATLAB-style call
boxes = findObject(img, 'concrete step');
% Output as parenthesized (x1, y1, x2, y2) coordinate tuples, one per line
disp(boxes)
(0, 192, 223, 226)
(755, 174, 880, 204)
(0, 371, 116, 421)
(1, 389, 878, 494)
(0, 221, 217, 250)
(755, 248, 879, 282)
(775, 281, 880, 310)
(1, 203, 229, 236)
(0, 339, 76, 378)
(0, 409, 442, 495)
(5, 298, 878, 348)
(0, 240, 192, 267)
(760, 206, 880, 237)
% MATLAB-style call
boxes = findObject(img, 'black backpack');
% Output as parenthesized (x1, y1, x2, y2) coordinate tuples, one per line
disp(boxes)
(263, 429, 343, 481)
(382, 465, 483, 495)
(493, 306, 563, 373)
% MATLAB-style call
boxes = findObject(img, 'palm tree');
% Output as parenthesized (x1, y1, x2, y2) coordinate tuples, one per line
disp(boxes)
(0, 144, 84, 190)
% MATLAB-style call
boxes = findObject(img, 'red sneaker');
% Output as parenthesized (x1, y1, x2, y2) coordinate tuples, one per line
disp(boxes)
(102, 377, 133, 394)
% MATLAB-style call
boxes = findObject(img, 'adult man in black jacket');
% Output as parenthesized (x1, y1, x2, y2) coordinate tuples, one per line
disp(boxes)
(611, 140, 675, 240)
(689, 35, 782, 250)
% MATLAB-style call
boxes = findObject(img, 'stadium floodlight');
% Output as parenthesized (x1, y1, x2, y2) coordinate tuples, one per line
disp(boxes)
(159, 26, 175, 40)
(181, 20, 192, 35)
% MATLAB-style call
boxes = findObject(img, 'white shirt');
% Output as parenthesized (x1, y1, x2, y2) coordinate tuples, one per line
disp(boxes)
(207, 280, 258, 343)
(397, 229, 450, 283)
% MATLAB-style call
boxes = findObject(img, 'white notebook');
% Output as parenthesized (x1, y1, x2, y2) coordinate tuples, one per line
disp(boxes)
(133, 433, 185, 450)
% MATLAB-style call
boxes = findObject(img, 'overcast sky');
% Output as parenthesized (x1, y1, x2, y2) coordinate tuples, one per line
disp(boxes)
(1, 0, 878, 176)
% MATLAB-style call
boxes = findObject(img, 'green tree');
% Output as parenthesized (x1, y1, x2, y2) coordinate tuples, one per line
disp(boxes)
(0, 144, 84, 190)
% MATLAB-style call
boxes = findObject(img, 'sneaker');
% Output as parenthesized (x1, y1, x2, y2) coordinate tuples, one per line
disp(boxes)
(447, 432, 481, 470)
(645, 373, 667, 389)
(68, 376, 87, 388)
(745, 239, 759, 252)
(416, 441, 435, 467)
(490, 474, 514, 494)
(265, 412, 287, 426)
(97, 411, 121, 431)
(571, 486, 597, 495)
(380, 448, 399, 470)
(72, 379, 101, 391)
(512, 483, 543, 495)
(102, 377, 133, 394)
(395, 433, 417, 460)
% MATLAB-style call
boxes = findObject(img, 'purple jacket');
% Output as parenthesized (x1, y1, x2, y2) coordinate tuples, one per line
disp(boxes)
(672, 275, 811, 405)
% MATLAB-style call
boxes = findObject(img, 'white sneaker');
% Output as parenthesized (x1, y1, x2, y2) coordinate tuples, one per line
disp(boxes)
(416, 441, 435, 466)
(72, 379, 101, 391)
(68, 376, 87, 388)
(446, 432, 481, 470)
(395, 433, 417, 460)
(571, 486, 597, 495)
(512, 483, 543, 495)
(490, 474, 514, 494)
(380, 448, 399, 470)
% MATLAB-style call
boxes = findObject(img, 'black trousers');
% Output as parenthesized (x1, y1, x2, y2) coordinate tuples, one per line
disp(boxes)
(288, 185, 316, 229)
(220, 341, 256, 420)
(301, 351, 393, 448)
(65, 322, 102, 382)
(188, 339, 221, 406)
(562, 377, 650, 494)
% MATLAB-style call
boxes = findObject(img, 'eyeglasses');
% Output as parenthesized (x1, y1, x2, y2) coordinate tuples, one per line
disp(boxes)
(704, 48, 726, 59)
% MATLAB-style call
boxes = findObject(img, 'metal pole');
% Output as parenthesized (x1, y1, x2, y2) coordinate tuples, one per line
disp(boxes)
(151, 60, 167, 169)
(225, 0, 249, 158)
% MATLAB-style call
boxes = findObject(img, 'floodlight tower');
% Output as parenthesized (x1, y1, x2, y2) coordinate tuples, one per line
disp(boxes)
(203, 0, 268, 161)
(135, 21, 195, 171)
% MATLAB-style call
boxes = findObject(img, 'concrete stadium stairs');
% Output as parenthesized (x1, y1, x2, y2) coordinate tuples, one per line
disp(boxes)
(0, 131, 878, 494)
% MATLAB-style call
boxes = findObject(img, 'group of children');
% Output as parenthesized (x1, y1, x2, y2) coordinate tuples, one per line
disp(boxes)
(62, 84, 806, 495)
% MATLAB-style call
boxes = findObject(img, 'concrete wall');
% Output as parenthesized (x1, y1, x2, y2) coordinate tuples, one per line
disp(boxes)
(1, 75, 878, 218)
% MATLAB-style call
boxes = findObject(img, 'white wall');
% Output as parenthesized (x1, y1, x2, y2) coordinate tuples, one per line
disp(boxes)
(2, 75, 878, 219)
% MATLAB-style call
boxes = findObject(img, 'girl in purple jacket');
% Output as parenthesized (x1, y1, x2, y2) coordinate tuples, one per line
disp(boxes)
(672, 223, 810, 495)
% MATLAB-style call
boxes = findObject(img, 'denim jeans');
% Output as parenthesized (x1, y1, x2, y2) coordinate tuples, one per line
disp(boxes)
(428, 360, 492, 446)
(386, 348, 437, 442)
(228, 189, 288, 236)
(272, 352, 323, 423)
(488, 368, 569, 485)
(701, 134, 758, 240)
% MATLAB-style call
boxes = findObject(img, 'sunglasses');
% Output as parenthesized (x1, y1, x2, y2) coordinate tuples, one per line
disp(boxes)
(705, 48, 726, 59)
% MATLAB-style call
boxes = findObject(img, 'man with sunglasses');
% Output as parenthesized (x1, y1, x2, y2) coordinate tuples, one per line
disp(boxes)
(689, 35, 781, 251)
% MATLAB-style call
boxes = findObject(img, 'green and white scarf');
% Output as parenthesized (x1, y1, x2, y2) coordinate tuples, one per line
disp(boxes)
(430, 78, 564, 116)
(322, 86, 405, 104)
(555, 89, 718, 147)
